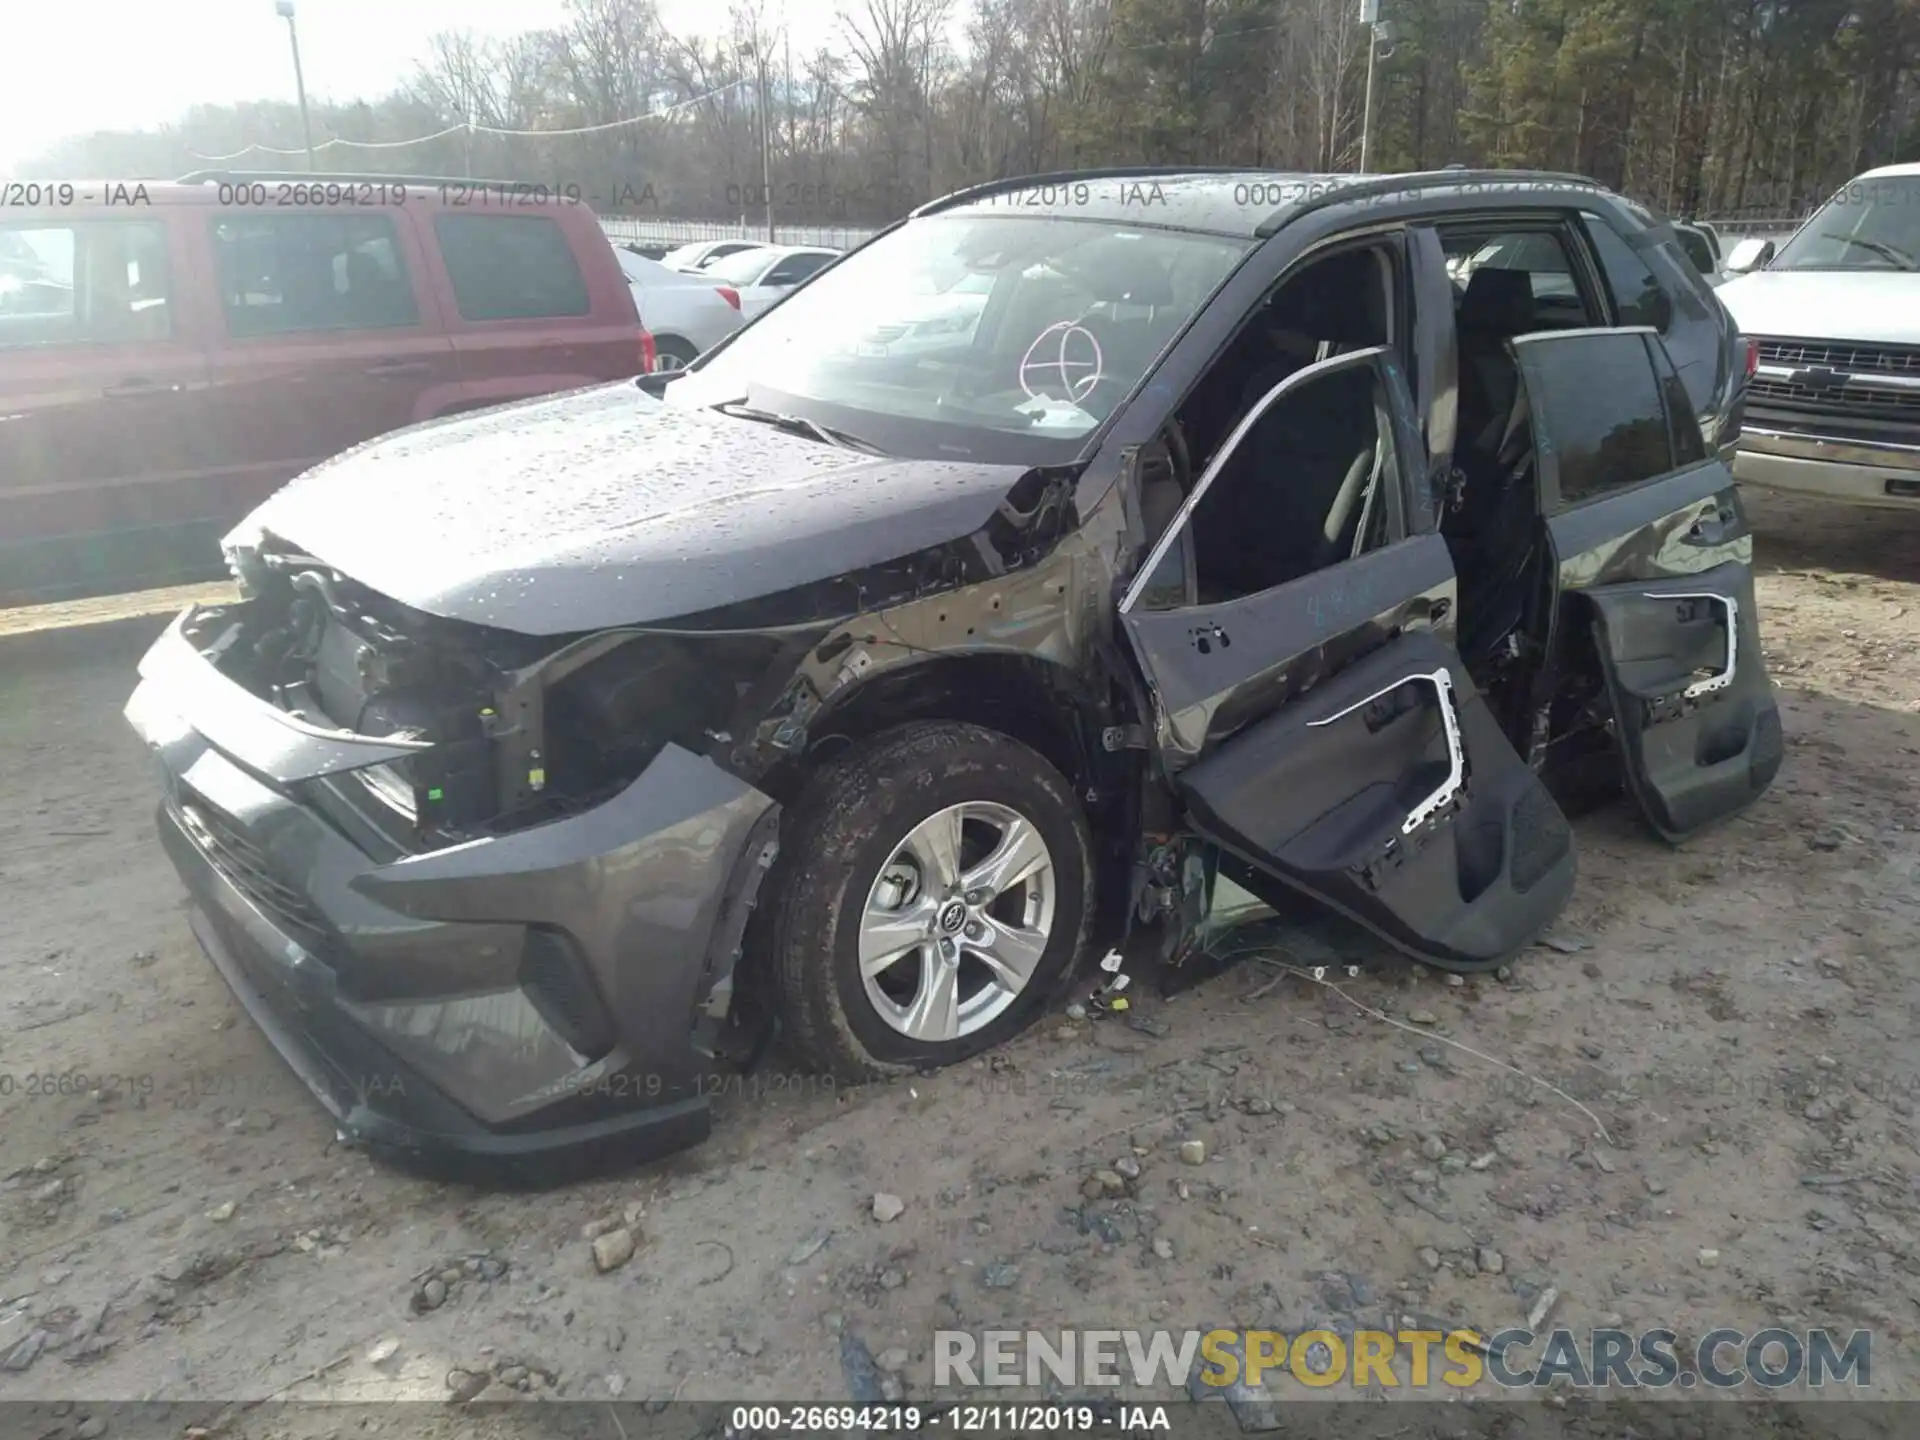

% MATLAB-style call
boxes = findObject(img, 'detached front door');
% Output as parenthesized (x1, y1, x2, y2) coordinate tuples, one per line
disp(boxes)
(1118, 345, 1577, 971)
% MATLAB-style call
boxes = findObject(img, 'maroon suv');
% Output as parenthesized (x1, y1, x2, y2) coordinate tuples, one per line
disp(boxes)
(0, 173, 652, 602)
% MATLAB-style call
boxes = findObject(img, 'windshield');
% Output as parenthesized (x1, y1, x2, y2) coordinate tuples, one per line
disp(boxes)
(669, 215, 1251, 461)
(1771, 175, 1920, 271)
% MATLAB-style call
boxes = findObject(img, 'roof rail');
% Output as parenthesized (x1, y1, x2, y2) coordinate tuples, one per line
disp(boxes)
(1253, 167, 1609, 235)
(910, 166, 1281, 219)
(176, 169, 521, 188)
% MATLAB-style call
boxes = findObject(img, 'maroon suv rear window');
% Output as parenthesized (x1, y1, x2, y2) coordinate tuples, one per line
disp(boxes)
(432, 214, 590, 322)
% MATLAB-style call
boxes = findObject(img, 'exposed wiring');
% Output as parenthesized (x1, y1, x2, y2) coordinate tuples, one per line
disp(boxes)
(1237, 949, 1617, 1145)
(857, 610, 945, 659)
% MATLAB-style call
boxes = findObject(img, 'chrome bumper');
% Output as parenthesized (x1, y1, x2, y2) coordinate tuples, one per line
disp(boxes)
(1733, 424, 1920, 509)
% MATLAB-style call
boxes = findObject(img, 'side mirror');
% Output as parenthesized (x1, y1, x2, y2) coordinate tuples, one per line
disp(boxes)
(1724, 238, 1775, 274)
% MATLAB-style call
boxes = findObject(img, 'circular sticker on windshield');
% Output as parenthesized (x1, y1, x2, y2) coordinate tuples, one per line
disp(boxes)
(1018, 321, 1105, 403)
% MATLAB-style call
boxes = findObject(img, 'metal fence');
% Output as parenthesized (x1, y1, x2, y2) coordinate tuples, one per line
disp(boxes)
(599, 215, 879, 252)
(1694, 214, 1807, 237)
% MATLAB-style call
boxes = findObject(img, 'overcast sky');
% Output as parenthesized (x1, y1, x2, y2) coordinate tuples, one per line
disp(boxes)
(1, 0, 851, 173)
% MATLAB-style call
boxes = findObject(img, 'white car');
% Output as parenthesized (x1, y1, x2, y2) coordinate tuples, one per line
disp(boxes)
(659, 239, 769, 275)
(847, 270, 995, 357)
(617, 249, 746, 370)
(1717, 161, 1920, 510)
(702, 245, 842, 320)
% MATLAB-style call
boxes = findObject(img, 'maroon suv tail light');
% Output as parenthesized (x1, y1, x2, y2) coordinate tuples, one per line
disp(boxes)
(640, 329, 658, 373)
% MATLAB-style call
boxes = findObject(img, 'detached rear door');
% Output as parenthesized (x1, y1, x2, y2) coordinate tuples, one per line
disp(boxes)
(1513, 327, 1784, 840)
(1119, 348, 1576, 971)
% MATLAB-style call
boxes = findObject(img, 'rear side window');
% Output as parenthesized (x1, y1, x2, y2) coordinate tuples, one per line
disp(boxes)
(1673, 226, 1715, 275)
(1441, 225, 1600, 329)
(433, 214, 589, 321)
(767, 252, 834, 286)
(1518, 330, 1675, 508)
(211, 213, 418, 336)
(1449, 230, 1576, 305)
(1651, 339, 1710, 468)
(0, 221, 173, 347)
(1581, 215, 1671, 331)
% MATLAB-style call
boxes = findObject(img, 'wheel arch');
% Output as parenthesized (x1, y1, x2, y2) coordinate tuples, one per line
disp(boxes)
(761, 650, 1119, 811)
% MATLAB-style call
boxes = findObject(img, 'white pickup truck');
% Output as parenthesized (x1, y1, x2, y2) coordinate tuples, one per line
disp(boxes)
(1715, 161, 1920, 510)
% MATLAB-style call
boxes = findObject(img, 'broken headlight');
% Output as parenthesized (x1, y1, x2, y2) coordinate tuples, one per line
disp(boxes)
(221, 525, 269, 599)
(357, 761, 420, 822)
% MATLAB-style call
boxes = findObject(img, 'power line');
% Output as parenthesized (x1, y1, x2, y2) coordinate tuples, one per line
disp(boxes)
(185, 77, 753, 162)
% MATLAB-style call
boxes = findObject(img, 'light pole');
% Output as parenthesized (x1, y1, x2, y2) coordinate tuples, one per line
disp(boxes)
(275, 0, 317, 171)
(1358, 3, 1396, 175)
(742, 41, 775, 241)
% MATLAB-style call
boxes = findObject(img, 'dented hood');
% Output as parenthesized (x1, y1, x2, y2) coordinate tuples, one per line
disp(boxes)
(241, 382, 1034, 635)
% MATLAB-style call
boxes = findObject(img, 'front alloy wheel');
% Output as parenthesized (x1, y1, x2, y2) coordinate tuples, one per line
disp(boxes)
(760, 721, 1093, 1079)
(859, 801, 1056, 1042)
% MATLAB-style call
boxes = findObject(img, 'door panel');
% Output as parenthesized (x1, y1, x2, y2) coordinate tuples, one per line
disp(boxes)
(1126, 535, 1457, 764)
(1118, 342, 1576, 969)
(1173, 628, 1575, 968)
(1513, 326, 1783, 840)
(1585, 562, 1783, 840)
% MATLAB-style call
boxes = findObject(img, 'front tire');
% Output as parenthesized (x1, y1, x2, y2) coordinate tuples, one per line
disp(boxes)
(762, 722, 1093, 1081)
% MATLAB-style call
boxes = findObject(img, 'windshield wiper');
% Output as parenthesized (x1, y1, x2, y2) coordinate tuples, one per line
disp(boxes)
(1830, 235, 1920, 271)
(714, 402, 885, 454)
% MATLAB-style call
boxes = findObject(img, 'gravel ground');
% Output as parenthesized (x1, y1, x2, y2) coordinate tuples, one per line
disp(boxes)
(1, 492, 1917, 1419)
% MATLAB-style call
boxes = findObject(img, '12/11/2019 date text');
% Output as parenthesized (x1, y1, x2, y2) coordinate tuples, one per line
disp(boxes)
(726, 1405, 1172, 1433)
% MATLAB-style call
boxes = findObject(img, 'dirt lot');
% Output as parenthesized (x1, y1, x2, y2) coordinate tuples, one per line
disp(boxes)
(2, 492, 1918, 1417)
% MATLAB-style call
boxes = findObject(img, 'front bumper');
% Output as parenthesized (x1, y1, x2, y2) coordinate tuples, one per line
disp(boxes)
(126, 609, 780, 1171)
(1733, 423, 1920, 509)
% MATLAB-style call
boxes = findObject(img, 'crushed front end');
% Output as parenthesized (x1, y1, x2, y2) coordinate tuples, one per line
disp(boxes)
(125, 542, 787, 1170)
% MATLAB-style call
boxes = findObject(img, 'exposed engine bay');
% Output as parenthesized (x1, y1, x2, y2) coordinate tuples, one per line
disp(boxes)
(205, 547, 778, 847)
(203, 468, 1087, 853)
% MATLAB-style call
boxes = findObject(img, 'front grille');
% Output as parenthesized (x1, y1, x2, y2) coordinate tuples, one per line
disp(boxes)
(176, 800, 332, 952)
(1747, 378, 1920, 416)
(1755, 338, 1920, 376)
(1749, 337, 1920, 422)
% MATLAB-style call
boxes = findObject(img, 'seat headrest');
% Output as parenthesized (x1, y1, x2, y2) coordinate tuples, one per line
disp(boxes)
(1459, 267, 1534, 336)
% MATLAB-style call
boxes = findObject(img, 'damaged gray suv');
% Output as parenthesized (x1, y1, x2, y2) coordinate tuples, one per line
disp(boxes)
(128, 168, 1781, 1170)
